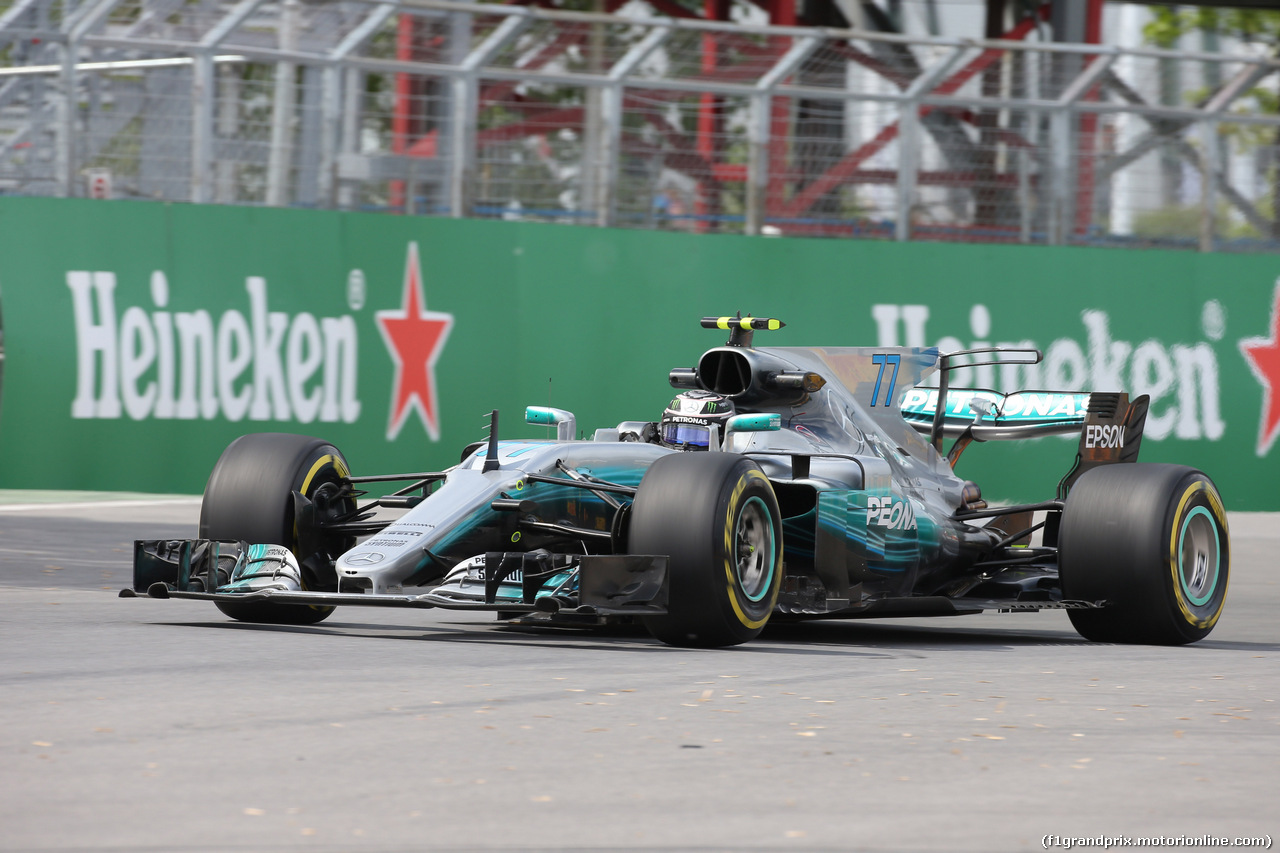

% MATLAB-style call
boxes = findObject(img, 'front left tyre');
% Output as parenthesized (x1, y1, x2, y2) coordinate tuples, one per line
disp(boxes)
(200, 433, 356, 625)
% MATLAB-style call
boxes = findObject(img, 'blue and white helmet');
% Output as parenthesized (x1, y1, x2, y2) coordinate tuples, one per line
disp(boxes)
(659, 390, 735, 450)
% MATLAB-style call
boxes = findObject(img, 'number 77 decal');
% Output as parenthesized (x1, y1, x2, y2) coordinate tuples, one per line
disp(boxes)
(869, 354, 901, 407)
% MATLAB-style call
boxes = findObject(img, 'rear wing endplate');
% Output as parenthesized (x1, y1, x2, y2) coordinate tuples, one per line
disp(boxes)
(1056, 392, 1150, 498)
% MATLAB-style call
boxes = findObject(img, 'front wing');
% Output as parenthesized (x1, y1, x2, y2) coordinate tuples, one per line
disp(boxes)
(124, 539, 670, 619)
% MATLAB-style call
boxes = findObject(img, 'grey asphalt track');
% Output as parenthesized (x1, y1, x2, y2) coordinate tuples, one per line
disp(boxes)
(0, 497, 1275, 853)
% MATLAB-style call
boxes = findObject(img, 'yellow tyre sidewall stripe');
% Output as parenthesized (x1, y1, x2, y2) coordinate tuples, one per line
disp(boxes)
(722, 469, 781, 630)
(1168, 480, 1228, 631)
(295, 450, 349, 610)
(301, 453, 349, 495)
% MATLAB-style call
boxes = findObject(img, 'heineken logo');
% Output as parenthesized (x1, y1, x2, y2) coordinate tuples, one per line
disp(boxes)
(66, 242, 454, 440)
(67, 271, 363, 424)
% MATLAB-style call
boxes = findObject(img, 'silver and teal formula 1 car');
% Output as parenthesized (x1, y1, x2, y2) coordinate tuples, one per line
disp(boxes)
(125, 316, 1229, 648)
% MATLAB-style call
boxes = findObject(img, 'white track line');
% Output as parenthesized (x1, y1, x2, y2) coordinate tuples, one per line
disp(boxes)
(0, 498, 202, 512)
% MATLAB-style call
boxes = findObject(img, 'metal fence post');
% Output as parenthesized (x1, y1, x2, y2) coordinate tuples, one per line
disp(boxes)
(56, 39, 75, 197)
(749, 35, 818, 236)
(1049, 51, 1112, 247)
(436, 8, 473, 216)
(448, 73, 476, 218)
(319, 67, 342, 207)
(266, 0, 300, 207)
(1048, 108, 1071, 246)
(321, 3, 396, 209)
(215, 62, 241, 202)
(596, 82, 621, 227)
(191, 52, 215, 204)
(746, 92, 769, 236)
(449, 10, 531, 218)
(57, 0, 127, 197)
(337, 66, 361, 210)
(1018, 143, 1032, 243)
(597, 24, 671, 228)
(895, 102, 918, 242)
(192, 0, 270, 204)
(1200, 118, 1218, 253)
(896, 45, 966, 242)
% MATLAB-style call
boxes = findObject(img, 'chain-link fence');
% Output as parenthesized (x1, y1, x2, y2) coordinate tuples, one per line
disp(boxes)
(3, 0, 1279, 251)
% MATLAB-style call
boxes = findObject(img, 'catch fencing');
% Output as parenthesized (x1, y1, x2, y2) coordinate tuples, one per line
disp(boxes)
(2, 0, 1279, 250)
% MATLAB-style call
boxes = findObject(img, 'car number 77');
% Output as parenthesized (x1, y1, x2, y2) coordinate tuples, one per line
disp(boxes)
(869, 354, 901, 407)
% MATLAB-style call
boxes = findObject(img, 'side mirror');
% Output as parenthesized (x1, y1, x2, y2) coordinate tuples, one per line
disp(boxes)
(726, 413, 781, 433)
(722, 413, 780, 453)
(526, 406, 577, 441)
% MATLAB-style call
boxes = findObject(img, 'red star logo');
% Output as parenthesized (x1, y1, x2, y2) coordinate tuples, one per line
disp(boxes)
(1241, 280, 1280, 457)
(376, 242, 454, 441)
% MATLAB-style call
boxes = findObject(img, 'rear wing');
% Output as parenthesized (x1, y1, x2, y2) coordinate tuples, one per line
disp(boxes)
(900, 387, 1090, 440)
(899, 346, 1089, 446)
(897, 348, 1149, 491)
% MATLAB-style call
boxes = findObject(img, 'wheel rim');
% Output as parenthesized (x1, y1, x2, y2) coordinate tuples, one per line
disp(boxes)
(1177, 506, 1220, 607)
(735, 496, 776, 602)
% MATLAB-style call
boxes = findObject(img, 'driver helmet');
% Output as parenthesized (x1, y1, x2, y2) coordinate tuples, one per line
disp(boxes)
(659, 390, 735, 450)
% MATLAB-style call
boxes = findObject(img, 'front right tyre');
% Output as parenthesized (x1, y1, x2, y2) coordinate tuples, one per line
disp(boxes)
(1059, 463, 1229, 645)
(628, 452, 784, 648)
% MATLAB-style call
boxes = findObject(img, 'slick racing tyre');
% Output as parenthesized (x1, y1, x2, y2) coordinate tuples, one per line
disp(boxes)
(1059, 464, 1229, 645)
(629, 453, 783, 647)
(200, 433, 356, 625)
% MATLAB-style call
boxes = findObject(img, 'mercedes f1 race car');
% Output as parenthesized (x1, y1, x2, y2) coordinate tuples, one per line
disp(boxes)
(124, 316, 1230, 647)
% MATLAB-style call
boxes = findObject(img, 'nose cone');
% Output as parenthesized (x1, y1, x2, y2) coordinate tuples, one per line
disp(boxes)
(335, 467, 513, 593)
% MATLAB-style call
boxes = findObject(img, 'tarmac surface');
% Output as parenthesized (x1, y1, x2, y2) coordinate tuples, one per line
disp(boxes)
(0, 494, 1276, 852)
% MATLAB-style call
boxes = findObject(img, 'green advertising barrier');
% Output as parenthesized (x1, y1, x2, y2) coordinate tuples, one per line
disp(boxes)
(0, 197, 1277, 508)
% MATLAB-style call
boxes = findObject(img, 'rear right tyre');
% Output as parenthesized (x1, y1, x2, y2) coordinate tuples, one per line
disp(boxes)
(1059, 463, 1229, 645)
